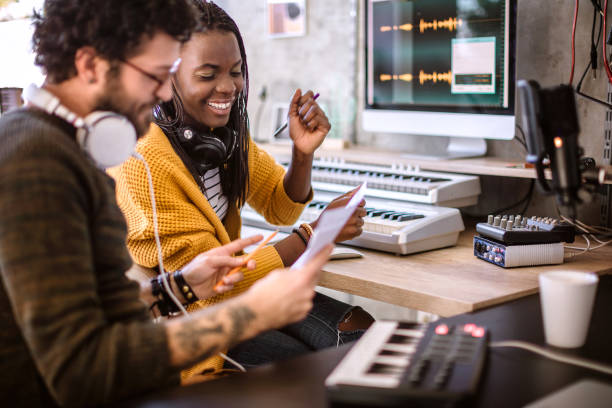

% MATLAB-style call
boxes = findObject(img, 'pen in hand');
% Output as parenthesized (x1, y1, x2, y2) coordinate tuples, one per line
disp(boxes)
(272, 92, 320, 138)
(213, 230, 279, 292)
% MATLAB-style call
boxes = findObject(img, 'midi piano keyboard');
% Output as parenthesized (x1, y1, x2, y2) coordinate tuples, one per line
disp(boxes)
(308, 159, 480, 207)
(241, 191, 465, 255)
(325, 321, 489, 406)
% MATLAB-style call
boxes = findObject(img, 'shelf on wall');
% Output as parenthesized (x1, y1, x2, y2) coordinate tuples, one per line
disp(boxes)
(258, 143, 562, 181)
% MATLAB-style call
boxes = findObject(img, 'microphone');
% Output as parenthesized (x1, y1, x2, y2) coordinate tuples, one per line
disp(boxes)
(518, 81, 581, 216)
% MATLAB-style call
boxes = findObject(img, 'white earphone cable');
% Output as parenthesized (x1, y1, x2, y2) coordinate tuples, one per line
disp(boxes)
(132, 152, 187, 315)
(490, 340, 612, 375)
(131, 152, 246, 373)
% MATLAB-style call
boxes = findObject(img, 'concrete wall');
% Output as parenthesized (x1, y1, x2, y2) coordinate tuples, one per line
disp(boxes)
(220, 0, 609, 224)
(218, 0, 358, 144)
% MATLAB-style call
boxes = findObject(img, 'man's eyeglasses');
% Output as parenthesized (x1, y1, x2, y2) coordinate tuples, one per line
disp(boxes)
(120, 58, 181, 90)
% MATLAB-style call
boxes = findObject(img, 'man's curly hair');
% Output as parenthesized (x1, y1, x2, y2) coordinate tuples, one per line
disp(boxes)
(32, 0, 199, 83)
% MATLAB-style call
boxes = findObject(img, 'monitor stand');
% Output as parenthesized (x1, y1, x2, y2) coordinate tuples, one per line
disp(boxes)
(445, 137, 487, 159)
(400, 137, 487, 160)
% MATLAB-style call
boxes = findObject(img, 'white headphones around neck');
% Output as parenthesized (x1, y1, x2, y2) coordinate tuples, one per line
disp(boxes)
(23, 83, 137, 169)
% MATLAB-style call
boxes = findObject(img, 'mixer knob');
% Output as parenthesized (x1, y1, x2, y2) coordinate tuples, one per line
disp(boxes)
(487, 215, 494, 225)
(506, 221, 513, 230)
(494, 216, 501, 226)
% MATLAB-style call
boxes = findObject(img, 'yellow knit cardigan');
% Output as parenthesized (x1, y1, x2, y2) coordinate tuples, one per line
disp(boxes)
(109, 124, 310, 379)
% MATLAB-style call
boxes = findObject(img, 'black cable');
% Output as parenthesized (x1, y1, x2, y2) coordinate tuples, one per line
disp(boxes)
(519, 180, 535, 214)
(590, 0, 603, 12)
(575, 1, 612, 107)
(463, 180, 536, 218)
(578, 4, 599, 89)
(514, 123, 527, 151)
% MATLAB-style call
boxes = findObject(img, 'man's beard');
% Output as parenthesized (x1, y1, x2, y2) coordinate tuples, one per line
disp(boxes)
(93, 75, 156, 138)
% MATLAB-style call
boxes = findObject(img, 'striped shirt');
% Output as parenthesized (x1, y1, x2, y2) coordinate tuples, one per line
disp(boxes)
(200, 167, 229, 221)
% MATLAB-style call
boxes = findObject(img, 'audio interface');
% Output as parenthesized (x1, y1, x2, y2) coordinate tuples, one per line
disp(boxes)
(473, 235, 564, 268)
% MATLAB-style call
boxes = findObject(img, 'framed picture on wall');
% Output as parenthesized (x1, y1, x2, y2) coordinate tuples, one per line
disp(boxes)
(266, 0, 306, 38)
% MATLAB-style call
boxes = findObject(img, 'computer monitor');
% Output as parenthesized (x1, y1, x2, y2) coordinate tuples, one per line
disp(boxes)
(363, 0, 516, 158)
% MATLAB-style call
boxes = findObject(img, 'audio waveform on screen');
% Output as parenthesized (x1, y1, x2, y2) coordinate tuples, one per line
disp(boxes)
(379, 70, 452, 85)
(419, 70, 452, 85)
(380, 23, 413, 32)
(419, 17, 462, 33)
(379, 73, 414, 82)
(379, 17, 463, 33)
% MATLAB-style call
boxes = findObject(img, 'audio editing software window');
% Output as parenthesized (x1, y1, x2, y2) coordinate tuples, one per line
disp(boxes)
(367, 0, 511, 111)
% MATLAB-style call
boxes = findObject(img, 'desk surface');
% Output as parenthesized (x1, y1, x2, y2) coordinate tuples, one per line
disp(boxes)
(122, 276, 612, 408)
(320, 227, 612, 317)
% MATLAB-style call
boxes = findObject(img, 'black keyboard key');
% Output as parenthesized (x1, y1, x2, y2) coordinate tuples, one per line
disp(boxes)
(369, 210, 387, 217)
(379, 349, 411, 357)
(397, 214, 425, 222)
(367, 363, 404, 376)
(388, 334, 419, 345)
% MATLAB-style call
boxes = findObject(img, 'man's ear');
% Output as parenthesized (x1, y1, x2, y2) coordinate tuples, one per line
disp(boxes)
(74, 46, 110, 85)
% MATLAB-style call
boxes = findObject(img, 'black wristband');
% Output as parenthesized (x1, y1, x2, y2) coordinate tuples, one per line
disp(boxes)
(173, 269, 198, 304)
(150, 274, 180, 316)
(292, 227, 309, 246)
(159, 274, 181, 314)
(150, 275, 168, 316)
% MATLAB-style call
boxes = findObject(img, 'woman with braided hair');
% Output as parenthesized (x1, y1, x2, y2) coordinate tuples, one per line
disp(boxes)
(110, 0, 373, 382)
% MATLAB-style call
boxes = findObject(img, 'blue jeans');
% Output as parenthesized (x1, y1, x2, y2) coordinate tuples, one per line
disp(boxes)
(225, 292, 365, 368)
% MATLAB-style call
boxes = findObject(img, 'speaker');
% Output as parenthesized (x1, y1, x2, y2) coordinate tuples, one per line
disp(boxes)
(175, 125, 237, 173)
(22, 84, 137, 169)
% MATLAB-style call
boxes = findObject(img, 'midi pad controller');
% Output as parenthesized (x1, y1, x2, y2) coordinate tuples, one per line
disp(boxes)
(475, 215, 575, 245)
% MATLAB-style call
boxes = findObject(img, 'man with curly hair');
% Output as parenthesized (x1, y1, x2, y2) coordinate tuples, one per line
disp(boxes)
(0, 1, 334, 406)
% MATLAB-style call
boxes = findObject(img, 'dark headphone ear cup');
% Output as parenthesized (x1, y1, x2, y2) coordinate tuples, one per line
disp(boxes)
(192, 137, 227, 163)
(176, 126, 235, 172)
(212, 127, 237, 159)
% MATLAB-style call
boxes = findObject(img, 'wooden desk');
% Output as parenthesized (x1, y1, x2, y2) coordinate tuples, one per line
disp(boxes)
(255, 142, 612, 315)
(320, 227, 612, 317)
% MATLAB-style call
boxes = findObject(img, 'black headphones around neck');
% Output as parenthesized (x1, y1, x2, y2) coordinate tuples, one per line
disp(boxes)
(175, 125, 237, 173)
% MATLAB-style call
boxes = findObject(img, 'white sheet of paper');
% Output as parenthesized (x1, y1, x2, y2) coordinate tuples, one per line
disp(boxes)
(292, 183, 367, 270)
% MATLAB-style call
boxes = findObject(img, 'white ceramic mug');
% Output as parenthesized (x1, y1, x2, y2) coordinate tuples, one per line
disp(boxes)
(539, 271, 599, 348)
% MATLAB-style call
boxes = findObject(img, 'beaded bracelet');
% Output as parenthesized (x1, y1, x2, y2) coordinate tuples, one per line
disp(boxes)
(300, 223, 314, 239)
(173, 269, 198, 305)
